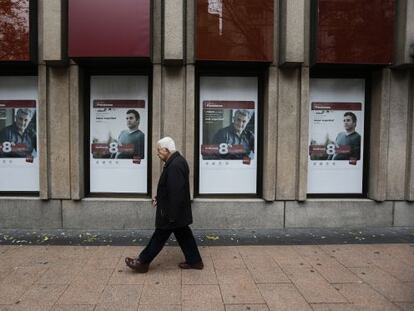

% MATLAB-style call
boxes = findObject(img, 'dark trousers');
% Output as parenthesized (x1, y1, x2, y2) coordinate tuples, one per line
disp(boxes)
(138, 225, 202, 265)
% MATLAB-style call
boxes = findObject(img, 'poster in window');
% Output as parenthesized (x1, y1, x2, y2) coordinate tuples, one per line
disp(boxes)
(308, 79, 365, 194)
(0, 77, 39, 192)
(90, 76, 148, 193)
(199, 76, 258, 194)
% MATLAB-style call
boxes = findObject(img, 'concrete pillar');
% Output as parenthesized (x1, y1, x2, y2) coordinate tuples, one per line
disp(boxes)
(407, 70, 414, 201)
(279, 0, 306, 66)
(386, 70, 410, 200)
(297, 67, 309, 201)
(38, 64, 49, 199)
(185, 65, 195, 198)
(47, 67, 71, 199)
(151, 64, 162, 198)
(69, 64, 84, 200)
(368, 69, 391, 201)
(163, 0, 185, 64)
(162, 67, 186, 152)
(41, 0, 67, 63)
(152, 0, 162, 64)
(262, 66, 278, 201)
(394, 0, 414, 67)
(186, 0, 195, 64)
(276, 68, 301, 200)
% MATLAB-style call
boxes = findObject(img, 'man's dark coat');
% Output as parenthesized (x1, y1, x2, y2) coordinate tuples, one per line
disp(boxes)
(155, 151, 193, 229)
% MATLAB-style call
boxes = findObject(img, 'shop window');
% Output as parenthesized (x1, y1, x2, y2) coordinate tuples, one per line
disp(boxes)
(88, 75, 149, 194)
(0, 76, 39, 192)
(197, 76, 260, 195)
(308, 78, 366, 194)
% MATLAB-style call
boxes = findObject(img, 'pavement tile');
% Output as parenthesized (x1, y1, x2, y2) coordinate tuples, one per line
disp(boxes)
(281, 266, 347, 303)
(108, 256, 147, 285)
(295, 246, 361, 282)
(0, 266, 47, 304)
(240, 252, 291, 284)
(395, 302, 414, 311)
(258, 283, 312, 311)
(138, 305, 182, 311)
(220, 281, 264, 304)
(50, 305, 96, 311)
(312, 264, 361, 284)
(350, 267, 414, 302)
(139, 283, 181, 305)
(0, 302, 54, 311)
(57, 282, 106, 305)
(370, 256, 414, 282)
(216, 268, 252, 284)
(225, 305, 270, 311)
(57, 269, 113, 305)
(182, 257, 218, 285)
(368, 244, 414, 268)
(182, 285, 222, 305)
(332, 283, 400, 309)
(319, 245, 375, 268)
(36, 267, 82, 285)
(97, 284, 142, 308)
(311, 303, 402, 311)
(183, 303, 225, 311)
(144, 266, 181, 285)
(19, 284, 67, 305)
(266, 246, 311, 268)
(211, 247, 245, 270)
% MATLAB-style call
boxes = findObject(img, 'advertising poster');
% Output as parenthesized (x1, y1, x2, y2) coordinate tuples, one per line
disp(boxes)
(308, 79, 365, 194)
(0, 77, 39, 192)
(199, 76, 258, 194)
(90, 76, 148, 193)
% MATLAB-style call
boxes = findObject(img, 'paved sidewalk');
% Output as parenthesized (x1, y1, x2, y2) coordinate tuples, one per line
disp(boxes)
(0, 244, 413, 311)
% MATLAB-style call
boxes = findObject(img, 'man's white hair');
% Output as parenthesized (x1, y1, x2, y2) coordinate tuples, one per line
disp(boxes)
(157, 136, 176, 152)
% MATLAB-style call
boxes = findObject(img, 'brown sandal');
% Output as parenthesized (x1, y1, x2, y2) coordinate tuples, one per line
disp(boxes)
(125, 257, 149, 273)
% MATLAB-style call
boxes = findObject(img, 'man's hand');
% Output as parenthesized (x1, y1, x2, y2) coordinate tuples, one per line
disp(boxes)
(152, 198, 157, 208)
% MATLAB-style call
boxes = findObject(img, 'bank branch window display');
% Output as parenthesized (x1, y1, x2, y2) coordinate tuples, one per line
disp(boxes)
(0, 76, 39, 192)
(89, 76, 148, 193)
(199, 76, 258, 194)
(308, 79, 365, 194)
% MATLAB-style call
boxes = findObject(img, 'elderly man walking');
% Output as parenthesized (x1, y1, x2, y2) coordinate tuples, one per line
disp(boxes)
(125, 137, 203, 273)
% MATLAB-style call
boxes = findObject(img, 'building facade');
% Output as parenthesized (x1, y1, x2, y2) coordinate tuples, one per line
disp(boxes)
(0, 0, 413, 231)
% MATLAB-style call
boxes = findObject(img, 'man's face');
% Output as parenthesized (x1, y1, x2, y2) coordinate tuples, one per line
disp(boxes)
(157, 145, 170, 162)
(343, 115, 356, 132)
(126, 113, 139, 130)
(15, 113, 31, 132)
(233, 113, 249, 134)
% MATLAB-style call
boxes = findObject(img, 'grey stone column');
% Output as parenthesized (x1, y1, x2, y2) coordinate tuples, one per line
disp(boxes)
(276, 68, 302, 200)
(185, 65, 196, 199)
(297, 67, 309, 201)
(386, 70, 410, 200)
(151, 64, 162, 198)
(262, 66, 278, 201)
(162, 67, 186, 152)
(47, 67, 71, 199)
(38, 64, 49, 200)
(407, 70, 414, 201)
(163, 0, 185, 64)
(368, 69, 391, 201)
(69, 64, 84, 200)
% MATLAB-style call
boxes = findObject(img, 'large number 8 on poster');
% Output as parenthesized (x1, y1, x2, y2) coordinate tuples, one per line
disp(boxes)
(326, 143, 335, 155)
(2, 142, 12, 153)
(218, 143, 228, 155)
(109, 142, 118, 154)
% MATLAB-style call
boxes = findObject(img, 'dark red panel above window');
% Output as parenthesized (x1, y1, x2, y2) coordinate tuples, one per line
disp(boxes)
(68, 0, 150, 58)
(196, 0, 273, 62)
(0, 0, 30, 61)
(315, 0, 395, 65)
